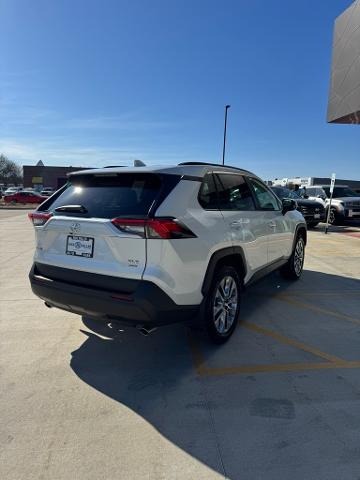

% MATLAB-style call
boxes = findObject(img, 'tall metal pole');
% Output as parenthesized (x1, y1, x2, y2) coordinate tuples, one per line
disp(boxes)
(222, 105, 231, 165)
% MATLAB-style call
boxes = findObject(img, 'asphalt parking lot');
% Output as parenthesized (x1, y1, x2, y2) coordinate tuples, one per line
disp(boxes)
(1, 210, 360, 480)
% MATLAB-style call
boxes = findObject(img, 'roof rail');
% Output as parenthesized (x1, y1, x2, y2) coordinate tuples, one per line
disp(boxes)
(103, 165, 124, 168)
(178, 161, 255, 176)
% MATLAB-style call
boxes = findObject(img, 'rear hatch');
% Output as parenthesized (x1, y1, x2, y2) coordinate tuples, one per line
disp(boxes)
(33, 172, 178, 280)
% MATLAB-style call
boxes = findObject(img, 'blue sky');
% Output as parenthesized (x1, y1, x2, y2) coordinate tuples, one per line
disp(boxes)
(1, 0, 359, 180)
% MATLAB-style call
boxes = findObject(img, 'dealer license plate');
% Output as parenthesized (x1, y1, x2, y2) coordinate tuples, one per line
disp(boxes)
(66, 235, 94, 258)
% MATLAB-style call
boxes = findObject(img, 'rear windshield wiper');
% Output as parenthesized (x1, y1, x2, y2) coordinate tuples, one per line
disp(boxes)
(54, 204, 88, 213)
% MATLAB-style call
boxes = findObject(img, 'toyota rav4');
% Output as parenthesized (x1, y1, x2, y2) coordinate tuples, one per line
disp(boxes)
(29, 163, 307, 343)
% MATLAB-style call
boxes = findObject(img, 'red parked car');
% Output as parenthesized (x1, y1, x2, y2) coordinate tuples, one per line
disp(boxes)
(4, 191, 47, 204)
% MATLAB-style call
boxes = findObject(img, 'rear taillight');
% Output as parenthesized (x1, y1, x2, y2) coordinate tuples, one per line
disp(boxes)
(28, 212, 52, 226)
(111, 218, 196, 239)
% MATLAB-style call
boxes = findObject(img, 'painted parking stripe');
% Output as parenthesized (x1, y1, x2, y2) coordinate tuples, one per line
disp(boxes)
(276, 295, 360, 326)
(242, 322, 346, 364)
(187, 332, 360, 377)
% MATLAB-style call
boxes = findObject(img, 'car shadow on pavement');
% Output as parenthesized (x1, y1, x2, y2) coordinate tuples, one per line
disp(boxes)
(70, 318, 227, 474)
(70, 269, 360, 479)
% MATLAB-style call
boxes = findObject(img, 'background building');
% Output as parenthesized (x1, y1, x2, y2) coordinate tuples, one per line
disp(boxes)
(23, 161, 91, 190)
(327, 0, 360, 123)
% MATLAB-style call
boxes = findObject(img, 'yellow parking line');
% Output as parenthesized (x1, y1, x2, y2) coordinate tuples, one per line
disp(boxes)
(247, 291, 360, 298)
(187, 331, 206, 375)
(187, 287, 360, 377)
(283, 291, 360, 297)
(276, 295, 360, 326)
(242, 322, 346, 364)
(197, 361, 360, 377)
(187, 329, 356, 377)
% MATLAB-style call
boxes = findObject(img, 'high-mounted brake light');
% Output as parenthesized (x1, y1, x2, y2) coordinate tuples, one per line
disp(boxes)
(111, 218, 196, 239)
(28, 212, 52, 226)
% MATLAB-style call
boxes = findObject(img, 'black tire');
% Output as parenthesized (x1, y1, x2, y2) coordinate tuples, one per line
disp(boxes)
(202, 265, 242, 344)
(280, 235, 305, 280)
(307, 222, 319, 228)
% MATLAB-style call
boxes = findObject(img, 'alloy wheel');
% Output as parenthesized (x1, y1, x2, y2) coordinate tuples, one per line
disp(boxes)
(213, 276, 238, 334)
(294, 238, 304, 276)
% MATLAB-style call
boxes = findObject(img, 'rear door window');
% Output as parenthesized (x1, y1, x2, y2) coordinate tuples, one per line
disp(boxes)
(247, 177, 281, 210)
(214, 173, 255, 211)
(46, 173, 165, 219)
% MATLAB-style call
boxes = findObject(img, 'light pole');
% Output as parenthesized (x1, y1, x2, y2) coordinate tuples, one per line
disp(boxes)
(222, 105, 231, 165)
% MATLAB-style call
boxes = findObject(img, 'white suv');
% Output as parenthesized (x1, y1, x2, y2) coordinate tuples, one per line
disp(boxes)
(29, 163, 307, 343)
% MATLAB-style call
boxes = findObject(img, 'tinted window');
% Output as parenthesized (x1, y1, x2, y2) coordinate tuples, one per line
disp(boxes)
(198, 173, 218, 209)
(272, 187, 298, 200)
(248, 178, 280, 210)
(322, 187, 331, 197)
(47, 173, 163, 219)
(215, 174, 255, 211)
(324, 186, 358, 198)
(306, 187, 325, 198)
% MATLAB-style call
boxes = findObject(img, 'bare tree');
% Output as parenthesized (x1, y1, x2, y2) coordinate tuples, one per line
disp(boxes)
(0, 154, 23, 186)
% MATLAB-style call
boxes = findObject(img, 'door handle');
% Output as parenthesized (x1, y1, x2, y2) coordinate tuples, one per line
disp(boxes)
(230, 220, 244, 228)
(268, 221, 276, 228)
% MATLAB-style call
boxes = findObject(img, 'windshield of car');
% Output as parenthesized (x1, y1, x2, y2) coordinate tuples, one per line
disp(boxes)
(322, 186, 358, 198)
(272, 187, 300, 200)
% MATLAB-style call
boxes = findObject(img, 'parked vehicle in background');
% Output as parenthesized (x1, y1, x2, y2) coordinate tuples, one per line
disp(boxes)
(4, 186, 22, 195)
(4, 191, 47, 204)
(305, 185, 360, 224)
(40, 187, 55, 197)
(271, 186, 325, 228)
(29, 162, 307, 344)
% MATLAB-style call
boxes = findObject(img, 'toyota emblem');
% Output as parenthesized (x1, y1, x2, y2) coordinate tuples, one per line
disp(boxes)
(70, 222, 81, 234)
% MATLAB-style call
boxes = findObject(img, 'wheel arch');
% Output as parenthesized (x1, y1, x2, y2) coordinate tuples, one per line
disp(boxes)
(294, 223, 307, 249)
(201, 247, 246, 296)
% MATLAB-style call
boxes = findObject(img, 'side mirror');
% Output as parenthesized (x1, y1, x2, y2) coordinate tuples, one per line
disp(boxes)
(282, 198, 297, 214)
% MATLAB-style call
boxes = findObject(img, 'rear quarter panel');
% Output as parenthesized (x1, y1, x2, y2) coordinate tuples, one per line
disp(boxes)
(144, 179, 231, 305)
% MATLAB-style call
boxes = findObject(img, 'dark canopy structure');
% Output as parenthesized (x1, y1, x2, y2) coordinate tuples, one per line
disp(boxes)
(327, 0, 360, 124)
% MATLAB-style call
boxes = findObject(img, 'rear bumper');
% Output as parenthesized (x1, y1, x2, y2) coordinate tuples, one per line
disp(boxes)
(29, 263, 198, 327)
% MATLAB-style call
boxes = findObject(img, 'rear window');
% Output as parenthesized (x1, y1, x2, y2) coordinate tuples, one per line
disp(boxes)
(44, 173, 167, 219)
